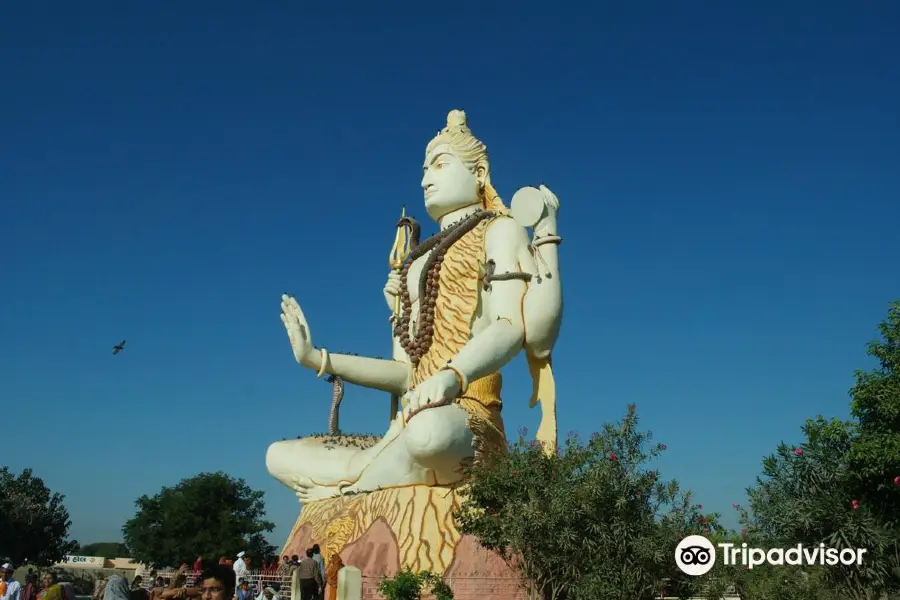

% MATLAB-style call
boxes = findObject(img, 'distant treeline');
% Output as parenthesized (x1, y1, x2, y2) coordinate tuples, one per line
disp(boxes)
(76, 542, 130, 558)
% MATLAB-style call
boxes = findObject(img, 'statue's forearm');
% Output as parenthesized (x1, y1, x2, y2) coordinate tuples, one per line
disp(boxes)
(447, 319, 524, 385)
(302, 351, 409, 395)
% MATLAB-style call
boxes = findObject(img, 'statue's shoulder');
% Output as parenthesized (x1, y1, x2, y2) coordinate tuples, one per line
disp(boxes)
(485, 212, 529, 249)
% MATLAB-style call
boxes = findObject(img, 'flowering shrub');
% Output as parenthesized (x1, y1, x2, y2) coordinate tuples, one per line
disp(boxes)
(735, 301, 900, 599)
(846, 301, 900, 561)
(454, 404, 720, 600)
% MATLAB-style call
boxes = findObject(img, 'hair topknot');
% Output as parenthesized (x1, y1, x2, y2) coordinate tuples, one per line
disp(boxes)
(446, 109, 468, 129)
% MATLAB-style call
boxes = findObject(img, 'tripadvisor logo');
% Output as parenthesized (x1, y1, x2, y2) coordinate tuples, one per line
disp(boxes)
(675, 535, 868, 576)
(676, 535, 717, 576)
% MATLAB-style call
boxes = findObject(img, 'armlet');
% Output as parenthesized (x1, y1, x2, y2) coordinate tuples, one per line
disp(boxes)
(482, 258, 532, 291)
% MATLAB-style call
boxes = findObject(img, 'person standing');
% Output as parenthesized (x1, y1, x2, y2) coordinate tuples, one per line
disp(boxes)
(0, 563, 22, 600)
(323, 555, 343, 600)
(309, 547, 324, 600)
(232, 553, 248, 590)
(235, 580, 252, 600)
(20, 575, 36, 600)
(101, 576, 130, 600)
(294, 550, 322, 600)
(196, 566, 235, 600)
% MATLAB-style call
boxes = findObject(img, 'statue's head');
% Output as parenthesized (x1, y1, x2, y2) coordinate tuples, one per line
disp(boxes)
(422, 110, 506, 221)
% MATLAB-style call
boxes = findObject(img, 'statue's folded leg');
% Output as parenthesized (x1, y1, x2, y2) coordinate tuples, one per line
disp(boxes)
(340, 404, 474, 494)
(267, 416, 414, 500)
(266, 439, 359, 489)
(404, 403, 474, 482)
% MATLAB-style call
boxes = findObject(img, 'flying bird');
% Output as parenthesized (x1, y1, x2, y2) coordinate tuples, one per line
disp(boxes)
(112, 340, 127, 355)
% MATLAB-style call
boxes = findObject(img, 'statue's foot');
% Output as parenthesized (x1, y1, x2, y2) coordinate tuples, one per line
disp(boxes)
(267, 437, 356, 489)
(292, 476, 351, 503)
(267, 415, 409, 499)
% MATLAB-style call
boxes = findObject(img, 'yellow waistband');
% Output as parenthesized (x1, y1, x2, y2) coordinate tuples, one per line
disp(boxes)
(462, 371, 502, 407)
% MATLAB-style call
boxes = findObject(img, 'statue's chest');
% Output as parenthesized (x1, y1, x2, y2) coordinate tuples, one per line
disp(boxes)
(404, 253, 432, 305)
(394, 214, 491, 366)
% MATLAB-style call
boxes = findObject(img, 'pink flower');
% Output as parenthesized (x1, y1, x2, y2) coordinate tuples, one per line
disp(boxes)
(794, 448, 803, 456)
(740, 528, 746, 535)
(660, 444, 668, 450)
(704, 527, 710, 534)
(609, 452, 617, 461)
(636, 492, 642, 499)
(893, 475, 900, 486)
(732, 503, 739, 509)
(851, 500, 860, 510)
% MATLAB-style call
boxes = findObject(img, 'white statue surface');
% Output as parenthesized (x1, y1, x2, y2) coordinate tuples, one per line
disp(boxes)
(266, 110, 563, 503)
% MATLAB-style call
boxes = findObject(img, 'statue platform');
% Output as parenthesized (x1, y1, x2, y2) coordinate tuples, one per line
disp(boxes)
(281, 485, 521, 582)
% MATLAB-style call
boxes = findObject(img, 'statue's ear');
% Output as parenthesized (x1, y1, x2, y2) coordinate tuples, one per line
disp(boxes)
(475, 164, 488, 187)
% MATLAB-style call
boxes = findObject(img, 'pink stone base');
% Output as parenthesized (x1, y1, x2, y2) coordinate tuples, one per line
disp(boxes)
(281, 486, 529, 599)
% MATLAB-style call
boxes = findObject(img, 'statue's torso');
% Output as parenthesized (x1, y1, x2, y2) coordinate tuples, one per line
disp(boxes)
(402, 223, 493, 352)
(403, 250, 491, 338)
(396, 215, 499, 389)
(398, 215, 506, 458)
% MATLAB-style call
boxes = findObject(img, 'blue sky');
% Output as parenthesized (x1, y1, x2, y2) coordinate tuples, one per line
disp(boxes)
(2, 1, 898, 551)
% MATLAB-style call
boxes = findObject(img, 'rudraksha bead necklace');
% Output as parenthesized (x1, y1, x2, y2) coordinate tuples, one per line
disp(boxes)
(392, 210, 494, 366)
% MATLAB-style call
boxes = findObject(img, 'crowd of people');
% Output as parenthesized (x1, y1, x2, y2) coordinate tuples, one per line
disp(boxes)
(1, 562, 84, 600)
(139, 546, 344, 600)
(0, 544, 346, 600)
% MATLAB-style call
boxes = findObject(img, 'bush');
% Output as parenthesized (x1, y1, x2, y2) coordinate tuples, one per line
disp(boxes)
(377, 568, 453, 600)
(455, 404, 720, 600)
(734, 301, 900, 599)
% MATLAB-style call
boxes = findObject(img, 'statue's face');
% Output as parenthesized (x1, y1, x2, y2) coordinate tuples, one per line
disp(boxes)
(421, 144, 480, 220)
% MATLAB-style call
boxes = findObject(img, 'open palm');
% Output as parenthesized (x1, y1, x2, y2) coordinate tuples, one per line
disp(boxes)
(280, 294, 314, 365)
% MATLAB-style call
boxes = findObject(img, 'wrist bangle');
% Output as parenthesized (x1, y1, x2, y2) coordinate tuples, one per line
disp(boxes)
(442, 363, 469, 396)
(534, 235, 562, 247)
(316, 348, 329, 378)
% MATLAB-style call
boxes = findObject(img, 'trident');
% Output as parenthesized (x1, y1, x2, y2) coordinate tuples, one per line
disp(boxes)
(388, 205, 413, 317)
(387, 206, 418, 422)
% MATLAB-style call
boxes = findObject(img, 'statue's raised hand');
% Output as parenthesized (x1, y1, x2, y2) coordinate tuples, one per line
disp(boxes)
(281, 294, 315, 365)
(535, 184, 560, 235)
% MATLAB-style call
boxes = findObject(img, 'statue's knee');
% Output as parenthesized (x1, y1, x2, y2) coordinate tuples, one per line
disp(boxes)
(266, 440, 295, 485)
(405, 405, 473, 466)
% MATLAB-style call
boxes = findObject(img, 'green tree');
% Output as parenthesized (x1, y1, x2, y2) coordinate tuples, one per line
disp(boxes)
(847, 301, 900, 558)
(122, 472, 275, 567)
(731, 419, 851, 599)
(739, 417, 894, 599)
(454, 405, 721, 600)
(77, 542, 130, 558)
(0, 467, 79, 565)
(736, 302, 900, 600)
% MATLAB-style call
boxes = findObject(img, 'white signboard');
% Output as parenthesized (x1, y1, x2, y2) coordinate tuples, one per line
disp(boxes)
(57, 555, 106, 568)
